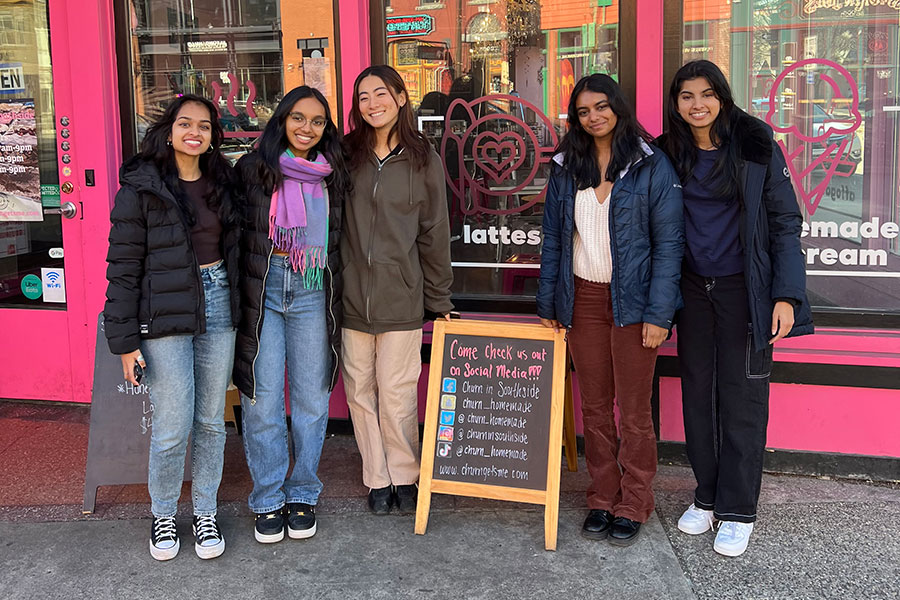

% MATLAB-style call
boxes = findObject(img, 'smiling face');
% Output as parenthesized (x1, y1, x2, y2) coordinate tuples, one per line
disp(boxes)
(575, 89, 618, 142)
(169, 101, 212, 159)
(285, 96, 327, 158)
(356, 75, 405, 133)
(677, 77, 722, 134)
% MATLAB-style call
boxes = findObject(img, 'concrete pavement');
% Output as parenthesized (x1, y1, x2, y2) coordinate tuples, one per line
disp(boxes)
(0, 400, 898, 599)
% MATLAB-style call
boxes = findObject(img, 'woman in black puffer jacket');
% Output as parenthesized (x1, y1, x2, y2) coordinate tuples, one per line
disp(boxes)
(104, 95, 239, 561)
(232, 86, 348, 545)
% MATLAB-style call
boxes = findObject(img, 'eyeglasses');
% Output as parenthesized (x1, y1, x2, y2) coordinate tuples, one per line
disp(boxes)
(289, 112, 327, 129)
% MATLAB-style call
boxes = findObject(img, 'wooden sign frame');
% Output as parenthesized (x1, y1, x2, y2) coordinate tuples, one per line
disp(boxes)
(415, 319, 568, 550)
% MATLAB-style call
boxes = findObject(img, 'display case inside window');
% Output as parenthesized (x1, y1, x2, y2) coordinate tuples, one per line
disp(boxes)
(386, 0, 621, 301)
(682, 0, 900, 313)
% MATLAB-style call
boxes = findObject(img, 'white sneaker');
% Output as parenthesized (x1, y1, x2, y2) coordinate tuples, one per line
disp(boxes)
(714, 521, 754, 557)
(677, 504, 715, 535)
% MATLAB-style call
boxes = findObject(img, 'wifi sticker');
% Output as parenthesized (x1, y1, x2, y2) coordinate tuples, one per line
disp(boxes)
(40, 268, 66, 303)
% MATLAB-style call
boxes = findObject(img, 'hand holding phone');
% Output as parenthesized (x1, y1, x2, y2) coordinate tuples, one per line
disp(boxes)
(121, 350, 146, 386)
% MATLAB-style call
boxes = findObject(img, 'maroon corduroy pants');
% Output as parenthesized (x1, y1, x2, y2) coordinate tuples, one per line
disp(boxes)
(567, 277, 659, 522)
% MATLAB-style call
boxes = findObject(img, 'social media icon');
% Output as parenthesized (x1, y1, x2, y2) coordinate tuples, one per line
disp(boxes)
(437, 442, 451, 458)
(440, 394, 456, 410)
(438, 426, 454, 442)
(441, 378, 456, 394)
(440, 410, 455, 426)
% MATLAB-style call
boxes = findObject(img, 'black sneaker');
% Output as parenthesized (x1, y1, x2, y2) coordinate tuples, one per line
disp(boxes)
(286, 503, 317, 539)
(393, 484, 418, 515)
(254, 510, 285, 544)
(367, 486, 393, 515)
(149, 516, 179, 561)
(192, 514, 225, 559)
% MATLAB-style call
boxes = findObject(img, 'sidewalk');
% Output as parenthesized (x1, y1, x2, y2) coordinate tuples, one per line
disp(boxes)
(1, 400, 898, 600)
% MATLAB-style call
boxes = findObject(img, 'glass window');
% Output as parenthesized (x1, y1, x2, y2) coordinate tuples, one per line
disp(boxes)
(124, 0, 340, 160)
(386, 0, 620, 301)
(682, 1, 900, 313)
(0, 0, 63, 309)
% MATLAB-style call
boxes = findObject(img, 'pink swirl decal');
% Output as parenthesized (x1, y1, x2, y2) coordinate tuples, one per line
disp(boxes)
(245, 80, 257, 118)
(226, 72, 238, 117)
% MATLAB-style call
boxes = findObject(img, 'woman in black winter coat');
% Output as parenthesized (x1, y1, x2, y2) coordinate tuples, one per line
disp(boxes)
(104, 94, 240, 561)
(658, 60, 813, 558)
(232, 86, 349, 544)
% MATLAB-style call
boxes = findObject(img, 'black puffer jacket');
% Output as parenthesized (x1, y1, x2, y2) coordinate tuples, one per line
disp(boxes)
(232, 153, 343, 398)
(104, 157, 240, 355)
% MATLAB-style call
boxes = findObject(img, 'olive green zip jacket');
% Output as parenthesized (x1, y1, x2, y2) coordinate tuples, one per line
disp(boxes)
(341, 147, 453, 334)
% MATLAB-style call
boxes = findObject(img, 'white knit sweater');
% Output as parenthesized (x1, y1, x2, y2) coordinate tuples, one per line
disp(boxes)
(573, 186, 612, 283)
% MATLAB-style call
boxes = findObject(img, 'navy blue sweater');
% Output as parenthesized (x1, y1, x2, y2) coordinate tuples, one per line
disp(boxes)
(682, 148, 743, 277)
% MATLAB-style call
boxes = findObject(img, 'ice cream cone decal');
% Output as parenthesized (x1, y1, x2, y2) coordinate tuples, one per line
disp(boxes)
(765, 59, 862, 216)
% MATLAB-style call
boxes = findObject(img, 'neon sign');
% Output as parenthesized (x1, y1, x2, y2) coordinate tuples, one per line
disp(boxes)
(386, 15, 435, 39)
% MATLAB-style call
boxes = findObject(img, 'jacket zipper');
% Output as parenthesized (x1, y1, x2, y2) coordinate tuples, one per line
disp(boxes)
(365, 155, 396, 323)
(325, 259, 339, 390)
(607, 188, 623, 327)
(249, 244, 275, 404)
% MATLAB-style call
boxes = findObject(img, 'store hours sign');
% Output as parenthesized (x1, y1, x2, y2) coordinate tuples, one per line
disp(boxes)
(386, 15, 434, 39)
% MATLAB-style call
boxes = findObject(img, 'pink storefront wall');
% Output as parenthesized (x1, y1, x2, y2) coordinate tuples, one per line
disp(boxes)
(4, 0, 894, 462)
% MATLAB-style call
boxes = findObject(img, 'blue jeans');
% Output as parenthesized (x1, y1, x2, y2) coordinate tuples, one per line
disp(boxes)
(241, 255, 330, 513)
(142, 261, 236, 518)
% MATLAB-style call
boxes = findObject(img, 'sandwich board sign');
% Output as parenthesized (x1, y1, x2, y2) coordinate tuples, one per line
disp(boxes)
(415, 319, 567, 550)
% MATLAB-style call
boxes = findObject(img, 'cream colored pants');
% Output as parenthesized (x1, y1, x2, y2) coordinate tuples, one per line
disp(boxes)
(341, 327, 423, 489)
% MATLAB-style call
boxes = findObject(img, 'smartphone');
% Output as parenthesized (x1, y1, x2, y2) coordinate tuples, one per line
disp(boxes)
(133, 361, 144, 385)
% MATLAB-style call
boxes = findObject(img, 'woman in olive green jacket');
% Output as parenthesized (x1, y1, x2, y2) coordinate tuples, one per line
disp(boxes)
(341, 65, 453, 516)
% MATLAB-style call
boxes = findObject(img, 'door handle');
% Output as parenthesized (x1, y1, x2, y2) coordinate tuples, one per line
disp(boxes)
(43, 201, 78, 219)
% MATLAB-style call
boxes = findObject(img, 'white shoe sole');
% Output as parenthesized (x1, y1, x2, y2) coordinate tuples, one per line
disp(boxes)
(255, 528, 285, 544)
(713, 541, 749, 557)
(149, 538, 180, 561)
(195, 538, 225, 559)
(288, 521, 317, 539)
(677, 518, 713, 535)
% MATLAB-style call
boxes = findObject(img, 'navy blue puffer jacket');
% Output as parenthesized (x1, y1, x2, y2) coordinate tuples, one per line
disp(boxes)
(537, 142, 685, 330)
(657, 111, 814, 351)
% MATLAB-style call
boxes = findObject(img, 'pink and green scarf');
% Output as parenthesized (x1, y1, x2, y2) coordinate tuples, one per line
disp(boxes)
(269, 151, 332, 289)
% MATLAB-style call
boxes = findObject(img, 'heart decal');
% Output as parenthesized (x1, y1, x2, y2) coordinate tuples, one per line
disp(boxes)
(473, 131, 527, 184)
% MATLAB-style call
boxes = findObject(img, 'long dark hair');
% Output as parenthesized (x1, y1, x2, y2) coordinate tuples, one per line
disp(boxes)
(555, 74, 653, 189)
(344, 65, 430, 171)
(663, 60, 741, 198)
(254, 85, 350, 203)
(139, 94, 235, 226)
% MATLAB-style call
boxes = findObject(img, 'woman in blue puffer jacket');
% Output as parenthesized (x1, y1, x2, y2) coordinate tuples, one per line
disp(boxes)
(537, 74, 684, 546)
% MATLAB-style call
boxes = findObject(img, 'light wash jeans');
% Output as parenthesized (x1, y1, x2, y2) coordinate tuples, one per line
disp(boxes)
(241, 254, 330, 513)
(142, 260, 235, 518)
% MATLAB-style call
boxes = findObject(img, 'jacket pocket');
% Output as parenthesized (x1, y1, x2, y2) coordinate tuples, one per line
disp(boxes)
(371, 263, 421, 322)
(745, 325, 773, 379)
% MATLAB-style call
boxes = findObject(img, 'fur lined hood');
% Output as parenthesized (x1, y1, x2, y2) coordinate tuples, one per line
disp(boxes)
(656, 108, 773, 165)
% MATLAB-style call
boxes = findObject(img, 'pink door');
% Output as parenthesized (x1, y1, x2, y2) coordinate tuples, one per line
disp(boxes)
(0, 1, 120, 403)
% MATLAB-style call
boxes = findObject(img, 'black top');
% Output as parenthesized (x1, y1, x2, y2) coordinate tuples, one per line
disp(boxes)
(182, 177, 223, 264)
(681, 148, 743, 277)
(375, 144, 403, 167)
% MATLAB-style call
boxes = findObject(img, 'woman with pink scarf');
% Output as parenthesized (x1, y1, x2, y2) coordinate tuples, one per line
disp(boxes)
(233, 86, 350, 544)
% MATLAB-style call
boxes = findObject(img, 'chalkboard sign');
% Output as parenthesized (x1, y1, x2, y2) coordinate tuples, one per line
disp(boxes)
(415, 320, 567, 550)
(82, 313, 190, 513)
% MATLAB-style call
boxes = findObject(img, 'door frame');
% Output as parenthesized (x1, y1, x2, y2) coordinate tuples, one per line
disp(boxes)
(0, 0, 120, 403)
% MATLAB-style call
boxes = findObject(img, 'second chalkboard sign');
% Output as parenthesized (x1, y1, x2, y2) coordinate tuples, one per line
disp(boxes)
(415, 319, 567, 550)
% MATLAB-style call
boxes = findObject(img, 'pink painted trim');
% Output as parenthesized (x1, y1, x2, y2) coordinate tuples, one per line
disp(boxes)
(339, 0, 371, 129)
(635, 0, 664, 136)
(659, 378, 900, 457)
